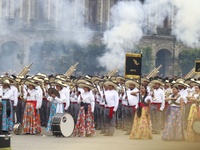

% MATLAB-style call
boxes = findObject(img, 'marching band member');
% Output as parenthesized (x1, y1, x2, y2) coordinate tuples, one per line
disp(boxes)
(130, 86, 152, 139)
(123, 80, 139, 135)
(116, 76, 126, 129)
(103, 80, 119, 136)
(0, 79, 14, 133)
(186, 84, 200, 142)
(150, 79, 165, 134)
(22, 80, 42, 135)
(73, 82, 95, 137)
(162, 86, 185, 141)
(46, 80, 69, 131)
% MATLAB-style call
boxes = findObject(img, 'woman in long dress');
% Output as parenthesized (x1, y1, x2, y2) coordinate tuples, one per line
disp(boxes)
(73, 82, 95, 137)
(162, 86, 185, 141)
(129, 86, 152, 139)
(0, 79, 14, 133)
(22, 80, 42, 135)
(186, 85, 200, 142)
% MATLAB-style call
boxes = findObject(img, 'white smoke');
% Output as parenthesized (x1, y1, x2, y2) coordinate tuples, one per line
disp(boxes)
(171, 0, 200, 48)
(99, 0, 200, 71)
(98, 1, 144, 71)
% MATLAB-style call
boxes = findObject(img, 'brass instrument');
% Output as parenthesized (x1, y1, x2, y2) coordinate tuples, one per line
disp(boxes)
(147, 65, 162, 79)
(184, 68, 195, 79)
(107, 68, 118, 77)
(64, 62, 79, 77)
(194, 73, 200, 79)
(18, 62, 33, 77)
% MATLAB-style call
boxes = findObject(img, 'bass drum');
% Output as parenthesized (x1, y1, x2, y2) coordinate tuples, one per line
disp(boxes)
(192, 119, 200, 135)
(13, 123, 23, 135)
(51, 113, 74, 137)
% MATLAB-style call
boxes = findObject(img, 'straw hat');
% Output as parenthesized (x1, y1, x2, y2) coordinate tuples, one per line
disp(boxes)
(125, 80, 139, 88)
(34, 73, 47, 79)
(174, 81, 189, 88)
(78, 82, 94, 90)
(116, 76, 125, 83)
(150, 79, 163, 85)
(104, 80, 119, 89)
(141, 78, 149, 83)
(50, 79, 68, 87)
(2, 79, 10, 85)
(25, 80, 38, 87)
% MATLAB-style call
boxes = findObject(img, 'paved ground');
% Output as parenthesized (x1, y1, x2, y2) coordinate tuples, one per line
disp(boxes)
(9, 128, 200, 150)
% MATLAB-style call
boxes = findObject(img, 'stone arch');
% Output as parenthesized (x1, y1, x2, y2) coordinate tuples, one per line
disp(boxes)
(155, 49, 173, 77)
(0, 41, 24, 74)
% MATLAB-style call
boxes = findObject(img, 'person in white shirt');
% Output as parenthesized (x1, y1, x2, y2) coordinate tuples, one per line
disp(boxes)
(150, 80, 165, 134)
(103, 80, 119, 136)
(46, 80, 68, 132)
(22, 80, 42, 135)
(73, 82, 95, 137)
(0, 79, 14, 133)
(123, 80, 139, 135)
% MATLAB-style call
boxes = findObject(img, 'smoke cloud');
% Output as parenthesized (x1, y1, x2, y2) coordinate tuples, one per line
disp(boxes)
(98, 1, 144, 71)
(99, 0, 200, 71)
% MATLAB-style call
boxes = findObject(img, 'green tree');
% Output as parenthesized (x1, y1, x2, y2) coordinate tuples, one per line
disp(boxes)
(179, 48, 200, 75)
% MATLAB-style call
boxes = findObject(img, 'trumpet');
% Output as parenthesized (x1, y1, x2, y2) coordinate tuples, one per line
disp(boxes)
(64, 62, 79, 77)
(147, 65, 162, 79)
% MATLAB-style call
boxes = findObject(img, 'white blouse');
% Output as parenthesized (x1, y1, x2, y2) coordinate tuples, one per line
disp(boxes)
(24, 89, 41, 109)
(78, 91, 95, 112)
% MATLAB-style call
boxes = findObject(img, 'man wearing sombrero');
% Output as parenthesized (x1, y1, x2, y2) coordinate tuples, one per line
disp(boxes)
(103, 80, 119, 136)
(150, 79, 165, 134)
(123, 79, 139, 135)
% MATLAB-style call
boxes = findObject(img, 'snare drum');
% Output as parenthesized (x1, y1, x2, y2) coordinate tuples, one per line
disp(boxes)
(13, 123, 23, 135)
(51, 113, 74, 137)
(192, 119, 200, 135)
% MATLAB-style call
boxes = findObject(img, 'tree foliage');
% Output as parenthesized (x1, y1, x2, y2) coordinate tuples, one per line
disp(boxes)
(179, 48, 200, 75)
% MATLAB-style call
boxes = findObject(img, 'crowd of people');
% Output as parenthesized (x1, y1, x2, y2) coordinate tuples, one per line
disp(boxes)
(0, 73, 200, 141)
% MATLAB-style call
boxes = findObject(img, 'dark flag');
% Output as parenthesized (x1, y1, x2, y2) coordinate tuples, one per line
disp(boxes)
(125, 53, 142, 79)
(195, 61, 200, 72)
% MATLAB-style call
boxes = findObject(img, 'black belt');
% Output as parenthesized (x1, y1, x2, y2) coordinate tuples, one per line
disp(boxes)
(80, 102, 90, 114)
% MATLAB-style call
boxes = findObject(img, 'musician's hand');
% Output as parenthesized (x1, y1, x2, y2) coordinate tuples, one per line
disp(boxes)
(121, 92, 124, 96)
(27, 93, 30, 96)
(125, 96, 128, 99)
(103, 95, 105, 99)
(51, 93, 56, 98)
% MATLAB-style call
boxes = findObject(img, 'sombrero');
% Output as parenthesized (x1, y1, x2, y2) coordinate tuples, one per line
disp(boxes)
(104, 80, 119, 89)
(50, 79, 68, 87)
(25, 80, 38, 87)
(141, 78, 150, 83)
(48, 88, 60, 98)
(150, 79, 163, 85)
(78, 82, 94, 90)
(34, 73, 47, 79)
(116, 76, 125, 83)
(125, 80, 139, 88)
(2, 79, 10, 85)
(174, 81, 189, 88)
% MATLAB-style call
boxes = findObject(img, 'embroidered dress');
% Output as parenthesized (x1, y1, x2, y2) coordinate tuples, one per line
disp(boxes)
(2, 99, 13, 131)
(186, 103, 200, 142)
(162, 95, 184, 141)
(73, 105, 95, 137)
(130, 95, 152, 139)
(46, 102, 57, 131)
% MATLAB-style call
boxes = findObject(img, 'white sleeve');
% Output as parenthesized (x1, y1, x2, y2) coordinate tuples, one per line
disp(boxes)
(90, 94, 95, 113)
(36, 91, 42, 109)
(114, 91, 119, 112)
(14, 87, 18, 106)
(160, 91, 165, 111)
(47, 96, 53, 102)
(64, 88, 70, 110)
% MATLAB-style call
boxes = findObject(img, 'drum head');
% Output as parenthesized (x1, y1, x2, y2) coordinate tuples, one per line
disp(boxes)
(60, 113, 74, 137)
(192, 120, 200, 134)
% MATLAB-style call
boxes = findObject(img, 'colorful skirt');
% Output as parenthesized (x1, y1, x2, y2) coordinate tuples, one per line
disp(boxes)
(46, 102, 57, 131)
(186, 104, 200, 142)
(162, 106, 184, 141)
(129, 106, 152, 139)
(73, 105, 95, 137)
(22, 101, 41, 134)
(1, 99, 13, 131)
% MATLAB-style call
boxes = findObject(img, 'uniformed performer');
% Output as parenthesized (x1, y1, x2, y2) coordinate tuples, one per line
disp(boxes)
(103, 80, 119, 136)
(123, 80, 139, 135)
(150, 79, 165, 134)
